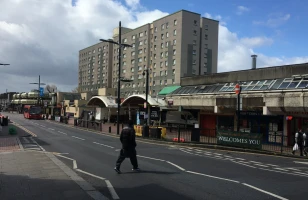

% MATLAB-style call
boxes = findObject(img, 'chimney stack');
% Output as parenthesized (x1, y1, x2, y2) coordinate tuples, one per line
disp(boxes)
(251, 55, 257, 69)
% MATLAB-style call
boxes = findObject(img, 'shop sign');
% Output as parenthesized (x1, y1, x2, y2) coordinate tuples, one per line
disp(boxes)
(150, 108, 160, 120)
(217, 132, 262, 150)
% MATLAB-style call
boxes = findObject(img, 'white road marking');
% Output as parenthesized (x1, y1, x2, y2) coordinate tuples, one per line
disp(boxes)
(293, 171, 308, 176)
(105, 180, 120, 200)
(249, 161, 262, 164)
(242, 183, 288, 200)
(24, 144, 38, 147)
(267, 164, 279, 167)
(235, 158, 245, 161)
(274, 168, 289, 171)
(115, 149, 121, 151)
(294, 161, 308, 165)
(213, 153, 222, 156)
(166, 161, 185, 171)
(254, 164, 269, 168)
(186, 170, 240, 183)
(76, 169, 106, 180)
(40, 125, 46, 127)
(231, 160, 256, 169)
(92, 142, 114, 148)
(224, 155, 232, 158)
(286, 168, 301, 171)
(57, 131, 67, 135)
(137, 155, 165, 162)
(55, 154, 76, 161)
(48, 128, 55, 131)
(26, 148, 41, 150)
(259, 168, 308, 178)
(30, 137, 45, 151)
(71, 136, 85, 141)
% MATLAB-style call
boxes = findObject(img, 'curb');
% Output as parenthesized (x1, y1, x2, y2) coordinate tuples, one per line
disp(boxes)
(45, 152, 109, 200)
(45, 120, 308, 160)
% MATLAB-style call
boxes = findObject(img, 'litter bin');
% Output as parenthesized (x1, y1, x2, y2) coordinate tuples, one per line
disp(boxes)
(142, 125, 149, 137)
(191, 128, 200, 142)
(150, 128, 162, 139)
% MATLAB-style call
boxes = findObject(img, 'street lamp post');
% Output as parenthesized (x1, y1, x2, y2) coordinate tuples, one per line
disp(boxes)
(30, 75, 46, 106)
(100, 21, 132, 135)
(142, 69, 151, 137)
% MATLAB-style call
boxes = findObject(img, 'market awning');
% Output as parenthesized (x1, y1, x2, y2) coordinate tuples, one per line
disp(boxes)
(158, 86, 181, 95)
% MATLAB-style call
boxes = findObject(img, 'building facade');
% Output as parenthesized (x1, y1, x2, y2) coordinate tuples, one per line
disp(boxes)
(78, 10, 219, 96)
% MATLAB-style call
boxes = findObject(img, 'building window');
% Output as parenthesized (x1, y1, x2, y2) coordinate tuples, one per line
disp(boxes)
(145, 31, 147, 35)
(144, 39, 147, 44)
(204, 63, 207, 67)
(161, 24, 165, 30)
(160, 62, 163, 67)
(153, 63, 156, 68)
(165, 42, 169, 47)
(122, 69, 126, 73)
(154, 54, 157, 59)
(123, 53, 126, 58)
(144, 57, 147, 61)
(154, 36, 157, 41)
(173, 49, 176, 55)
(160, 80, 163, 85)
(161, 43, 164, 48)
(194, 20, 197, 25)
(131, 67, 134, 72)
(193, 30, 197, 35)
(123, 61, 126, 66)
(93, 50, 95, 53)
(165, 61, 168, 66)
(174, 20, 177, 25)
(173, 29, 177, 36)
(193, 60, 196, 64)
(123, 38, 127, 43)
(165, 51, 168, 57)
(154, 45, 157, 50)
(205, 34, 208, 40)
(124, 46, 127, 50)
(131, 59, 135, 64)
(144, 48, 147, 53)
(204, 25, 208, 30)
(204, 44, 208, 49)
(132, 51, 135, 56)
(173, 59, 176, 65)
(160, 52, 164, 58)
(139, 49, 142, 54)
(132, 43, 135, 48)
(193, 40, 196, 45)
(193, 50, 196, 55)
(132, 35, 136, 40)
(172, 69, 175, 75)
(154, 27, 157, 32)
(160, 71, 163, 76)
(98, 47, 102, 52)
(153, 72, 156, 77)
(173, 39, 176, 45)
(138, 58, 142, 63)
(166, 22, 169, 28)
(166, 32, 169, 38)
(131, 76, 134, 80)
(139, 41, 143, 46)
(139, 32, 143, 37)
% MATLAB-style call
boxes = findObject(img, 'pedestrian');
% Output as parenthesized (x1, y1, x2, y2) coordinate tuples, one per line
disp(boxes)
(292, 129, 306, 156)
(114, 120, 140, 174)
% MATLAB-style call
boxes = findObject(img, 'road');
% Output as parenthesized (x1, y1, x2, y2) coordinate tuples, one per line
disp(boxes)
(7, 113, 308, 200)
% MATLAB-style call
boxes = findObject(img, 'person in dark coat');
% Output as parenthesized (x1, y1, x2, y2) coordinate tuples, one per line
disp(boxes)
(114, 120, 140, 173)
(292, 129, 306, 156)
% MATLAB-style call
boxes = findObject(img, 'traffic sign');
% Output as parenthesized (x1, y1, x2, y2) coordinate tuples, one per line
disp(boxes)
(234, 84, 241, 95)
(39, 87, 44, 97)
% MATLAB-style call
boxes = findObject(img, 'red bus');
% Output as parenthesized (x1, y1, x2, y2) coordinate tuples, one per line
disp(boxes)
(23, 105, 42, 120)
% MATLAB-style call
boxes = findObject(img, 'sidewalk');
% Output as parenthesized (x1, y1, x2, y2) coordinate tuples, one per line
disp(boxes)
(0, 123, 107, 200)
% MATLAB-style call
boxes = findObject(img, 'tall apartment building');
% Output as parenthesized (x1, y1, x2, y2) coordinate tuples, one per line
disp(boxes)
(78, 10, 219, 96)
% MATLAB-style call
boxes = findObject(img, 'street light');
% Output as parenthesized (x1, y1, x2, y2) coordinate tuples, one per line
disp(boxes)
(99, 21, 133, 135)
(142, 68, 151, 137)
(30, 75, 46, 105)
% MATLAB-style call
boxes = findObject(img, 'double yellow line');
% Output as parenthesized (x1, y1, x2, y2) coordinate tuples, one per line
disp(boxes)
(12, 122, 37, 137)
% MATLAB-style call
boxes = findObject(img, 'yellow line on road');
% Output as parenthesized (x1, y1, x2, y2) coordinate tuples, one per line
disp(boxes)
(12, 122, 37, 137)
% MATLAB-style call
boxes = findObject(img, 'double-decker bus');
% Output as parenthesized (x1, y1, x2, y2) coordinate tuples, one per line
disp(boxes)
(23, 105, 42, 119)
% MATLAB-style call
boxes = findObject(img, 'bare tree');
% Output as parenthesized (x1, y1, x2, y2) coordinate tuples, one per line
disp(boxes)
(45, 85, 58, 93)
(71, 86, 81, 93)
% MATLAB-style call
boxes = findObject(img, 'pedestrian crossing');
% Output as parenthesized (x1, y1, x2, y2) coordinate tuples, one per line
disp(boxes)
(177, 147, 308, 177)
(19, 137, 44, 151)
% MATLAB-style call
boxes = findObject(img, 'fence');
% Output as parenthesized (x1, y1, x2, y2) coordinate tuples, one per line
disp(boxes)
(53, 118, 295, 155)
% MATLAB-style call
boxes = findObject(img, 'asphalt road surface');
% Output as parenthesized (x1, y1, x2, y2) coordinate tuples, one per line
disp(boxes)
(7, 113, 308, 200)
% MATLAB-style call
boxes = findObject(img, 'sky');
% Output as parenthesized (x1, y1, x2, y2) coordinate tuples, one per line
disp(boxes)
(0, 0, 307, 93)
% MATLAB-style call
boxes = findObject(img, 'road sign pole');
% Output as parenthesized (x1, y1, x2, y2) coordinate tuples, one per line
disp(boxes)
(235, 84, 241, 132)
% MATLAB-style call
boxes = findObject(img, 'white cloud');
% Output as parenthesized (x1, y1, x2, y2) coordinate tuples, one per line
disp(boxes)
(203, 13, 227, 25)
(125, 0, 140, 7)
(236, 6, 250, 15)
(0, 0, 167, 92)
(253, 13, 291, 28)
(0, 1, 306, 93)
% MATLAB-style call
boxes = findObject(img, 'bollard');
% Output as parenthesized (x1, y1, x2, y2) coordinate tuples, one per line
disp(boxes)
(109, 126, 111, 133)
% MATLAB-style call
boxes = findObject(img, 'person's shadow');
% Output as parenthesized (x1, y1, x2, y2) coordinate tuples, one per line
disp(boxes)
(120, 170, 180, 175)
